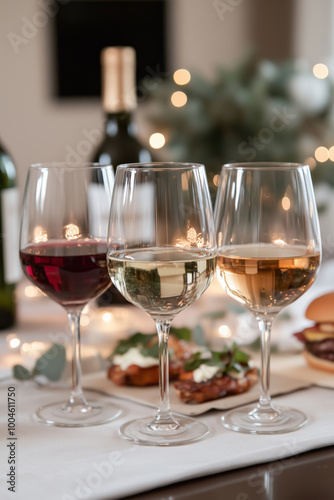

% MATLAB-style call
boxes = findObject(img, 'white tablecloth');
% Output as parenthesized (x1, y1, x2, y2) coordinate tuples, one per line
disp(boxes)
(2, 266, 334, 500)
(0, 379, 334, 500)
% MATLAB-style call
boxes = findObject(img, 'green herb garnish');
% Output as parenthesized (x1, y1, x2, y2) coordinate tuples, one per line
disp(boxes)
(111, 327, 193, 359)
(112, 333, 156, 356)
(140, 342, 160, 358)
(184, 344, 251, 375)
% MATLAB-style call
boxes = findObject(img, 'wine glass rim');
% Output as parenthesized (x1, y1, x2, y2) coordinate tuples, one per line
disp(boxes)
(116, 162, 205, 171)
(29, 162, 112, 170)
(222, 162, 310, 171)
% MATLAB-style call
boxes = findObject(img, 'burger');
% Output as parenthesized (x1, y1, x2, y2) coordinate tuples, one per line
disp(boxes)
(294, 292, 334, 373)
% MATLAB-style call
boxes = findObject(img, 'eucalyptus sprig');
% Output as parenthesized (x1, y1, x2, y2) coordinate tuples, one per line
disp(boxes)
(13, 344, 66, 382)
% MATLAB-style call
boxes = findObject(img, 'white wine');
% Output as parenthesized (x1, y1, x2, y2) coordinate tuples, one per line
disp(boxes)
(108, 248, 216, 317)
(217, 244, 320, 315)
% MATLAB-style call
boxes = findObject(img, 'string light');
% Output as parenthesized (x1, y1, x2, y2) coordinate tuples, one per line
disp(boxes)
(7, 335, 21, 349)
(173, 69, 191, 85)
(24, 285, 41, 298)
(315, 146, 329, 163)
(273, 239, 287, 246)
(218, 325, 231, 338)
(282, 196, 291, 211)
(213, 175, 220, 187)
(171, 91, 187, 107)
(313, 63, 329, 79)
(329, 147, 334, 162)
(102, 312, 112, 322)
(33, 226, 48, 243)
(149, 133, 165, 149)
(65, 224, 80, 240)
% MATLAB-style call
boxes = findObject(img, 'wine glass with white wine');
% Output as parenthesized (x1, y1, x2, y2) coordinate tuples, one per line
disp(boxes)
(215, 162, 321, 434)
(107, 162, 216, 445)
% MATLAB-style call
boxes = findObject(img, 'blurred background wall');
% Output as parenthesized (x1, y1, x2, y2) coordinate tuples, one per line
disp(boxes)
(0, 0, 333, 192)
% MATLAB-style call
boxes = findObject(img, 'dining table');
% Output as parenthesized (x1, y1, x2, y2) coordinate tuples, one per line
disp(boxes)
(1, 260, 334, 500)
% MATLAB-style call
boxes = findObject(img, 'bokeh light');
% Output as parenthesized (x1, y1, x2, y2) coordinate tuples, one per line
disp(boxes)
(171, 91, 187, 107)
(149, 133, 166, 149)
(315, 146, 329, 163)
(173, 69, 191, 85)
(313, 63, 329, 79)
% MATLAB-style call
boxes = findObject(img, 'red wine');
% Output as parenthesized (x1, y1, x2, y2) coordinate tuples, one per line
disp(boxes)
(20, 240, 111, 309)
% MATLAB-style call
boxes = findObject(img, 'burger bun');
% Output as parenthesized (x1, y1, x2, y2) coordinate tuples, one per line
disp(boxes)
(305, 292, 334, 323)
(303, 350, 334, 374)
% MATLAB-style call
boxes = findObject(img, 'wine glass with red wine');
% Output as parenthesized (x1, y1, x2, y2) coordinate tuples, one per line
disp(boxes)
(19, 162, 121, 427)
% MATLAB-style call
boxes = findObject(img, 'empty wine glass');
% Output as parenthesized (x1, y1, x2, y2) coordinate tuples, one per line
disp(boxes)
(215, 162, 321, 434)
(19, 162, 122, 427)
(107, 162, 216, 445)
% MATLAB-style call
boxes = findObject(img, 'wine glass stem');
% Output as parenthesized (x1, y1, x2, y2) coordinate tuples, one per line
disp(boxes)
(258, 318, 273, 410)
(148, 319, 179, 430)
(68, 311, 88, 407)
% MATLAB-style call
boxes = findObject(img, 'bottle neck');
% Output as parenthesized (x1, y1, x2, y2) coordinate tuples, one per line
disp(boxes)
(104, 111, 136, 137)
(101, 47, 137, 115)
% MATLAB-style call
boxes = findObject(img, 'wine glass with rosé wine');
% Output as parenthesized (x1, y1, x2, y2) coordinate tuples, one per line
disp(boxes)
(215, 162, 321, 434)
(107, 162, 217, 446)
(19, 162, 122, 427)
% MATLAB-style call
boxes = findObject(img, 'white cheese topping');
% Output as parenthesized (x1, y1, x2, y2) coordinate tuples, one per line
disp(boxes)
(193, 364, 221, 383)
(228, 370, 246, 380)
(113, 347, 159, 371)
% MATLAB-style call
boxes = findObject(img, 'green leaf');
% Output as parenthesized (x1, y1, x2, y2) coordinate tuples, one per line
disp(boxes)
(140, 342, 160, 359)
(112, 333, 156, 356)
(204, 360, 225, 369)
(130, 332, 156, 345)
(184, 358, 205, 372)
(184, 343, 251, 375)
(170, 327, 191, 341)
(192, 324, 207, 346)
(13, 365, 31, 380)
(211, 348, 229, 362)
(234, 349, 249, 364)
(112, 339, 135, 356)
(33, 344, 66, 382)
(226, 361, 243, 373)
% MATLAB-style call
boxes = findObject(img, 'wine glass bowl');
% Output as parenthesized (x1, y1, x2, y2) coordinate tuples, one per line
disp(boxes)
(107, 162, 216, 445)
(215, 162, 321, 434)
(19, 162, 121, 427)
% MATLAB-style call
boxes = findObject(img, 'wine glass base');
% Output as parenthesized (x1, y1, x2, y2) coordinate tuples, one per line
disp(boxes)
(222, 404, 307, 435)
(33, 399, 122, 427)
(119, 414, 210, 446)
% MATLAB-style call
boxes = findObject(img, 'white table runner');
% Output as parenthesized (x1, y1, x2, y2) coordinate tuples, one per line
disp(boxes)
(0, 380, 333, 500)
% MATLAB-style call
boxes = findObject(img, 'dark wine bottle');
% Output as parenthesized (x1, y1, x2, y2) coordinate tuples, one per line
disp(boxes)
(0, 140, 20, 328)
(92, 46, 154, 306)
